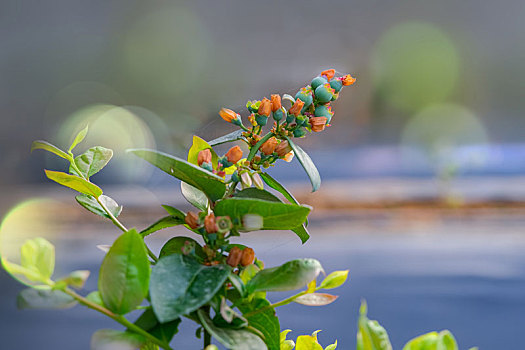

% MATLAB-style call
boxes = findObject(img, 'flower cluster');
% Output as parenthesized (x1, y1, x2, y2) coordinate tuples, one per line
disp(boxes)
(218, 69, 355, 172)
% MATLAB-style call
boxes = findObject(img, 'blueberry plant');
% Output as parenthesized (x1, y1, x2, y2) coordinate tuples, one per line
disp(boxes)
(2, 69, 474, 350)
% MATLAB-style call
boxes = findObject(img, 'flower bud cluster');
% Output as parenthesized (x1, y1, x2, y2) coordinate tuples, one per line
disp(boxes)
(196, 145, 244, 178)
(226, 246, 255, 267)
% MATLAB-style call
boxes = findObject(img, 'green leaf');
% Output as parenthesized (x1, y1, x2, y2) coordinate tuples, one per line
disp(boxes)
(159, 236, 205, 259)
(181, 182, 209, 210)
(325, 341, 337, 350)
(292, 224, 310, 244)
(239, 298, 280, 350)
(402, 330, 458, 350)
(129, 149, 226, 202)
(17, 287, 77, 310)
(76, 194, 122, 219)
(70, 146, 113, 178)
(293, 293, 338, 306)
(98, 229, 150, 315)
(296, 334, 323, 350)
(260, 173, 299, 205)
(197, 309, 267, 350)
(235, 188, 281, 202)
(45, 170, 102, 197)
(162, 204, 186, 217)
(247, 259, 323, 293)
(285, 137, 321, 192)
(150, 254, 230, 323)
(140, 216, 186, 237)
(357, 301, 392, 350)
(31, 140, 69, 160)
(20, 237, 55, 281)
(68, 125, 89, 152)
(134, 308, 181, 344)
(280, 330, 296, 350)
(214, 198, 311, 231)
(58, 270, 90, 289)
(91, 329, 146, 350)
(187, 135, 219, 168)
(208, 130, 245, 146)
(318, 270, 349, 290)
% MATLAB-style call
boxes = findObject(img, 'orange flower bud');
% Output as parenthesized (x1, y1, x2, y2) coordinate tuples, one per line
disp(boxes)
(241, 247, 255, 266)
(275, 140, 292, 158)
(197, 149, 212, 166)
(288, 99, 305, 116)
(260, 137, 278, 155)
(185, 211, 200, 229)
(321, 69, 335, 80)
(342, 74, 356, 86)
(225, 146, 243, 164)
(258, 98, 272, 116)
(271, 94, 281, 112)
(283, 151, 294, 162)
(219, 108, 240, 123)
(226, 246, 242, 267)
(204, 213, 217, 233)
(310, 116, 327, 132)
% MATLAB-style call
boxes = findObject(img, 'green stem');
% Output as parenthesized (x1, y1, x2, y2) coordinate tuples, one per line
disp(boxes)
(63, 288, 173, 350)
(247, 132, 273, 162)
(243, 290, 306, 318)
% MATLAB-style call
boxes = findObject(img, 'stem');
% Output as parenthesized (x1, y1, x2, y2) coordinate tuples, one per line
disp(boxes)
(63, 288, 173, 350)
(247, 132, 273, 162)
(96, 196, 128, 232)
(202, 306, 211, 349)
(243, 290, 306, 318)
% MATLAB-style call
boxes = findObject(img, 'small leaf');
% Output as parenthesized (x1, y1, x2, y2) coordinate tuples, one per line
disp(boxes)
(214, 198, 311, 231)
(161, 204, 186, 217)
(150, 254, 230, 323)
(403, 330, 459, 350)
(294, 293, 338, 306)
(319, 270, 349, 290)
(159, 236, 205, 259)
(357, 301, 392, 350)
(285, 138, 321, 192)
(91, 329, 146, 350)
(20, 237, 55, 281)
(17, 287, 77, 310)
(69, 124, 89, 152)
(129, 149, 226, 202)
(45, 170, 102, 197)
(181, 182, 209, 210)
(98, 229, 150, 315)
(70, 146, 113, 178)
(76, 194, 122, 219)
(208, 130, 245, 146)
(187, 135, 219, 168)
(197, 309, 267, 350)
(140, 216, 186, 237)
(31, 140, 69, 160)
(296, 334, 323, 350)
(58, 270, 90, 289)
(325, 340, 337, 350)
(247, 259, 323, 293)
(239, 298, 280, 350)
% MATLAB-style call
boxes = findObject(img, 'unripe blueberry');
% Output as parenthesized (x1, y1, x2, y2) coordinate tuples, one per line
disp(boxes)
(255, 114, 268, 126)
(295, 88, 313, 111)
(273, 108, 284, 122)
(311, 76, 328, 90)
(329, 79, 343, 93)
(293, 127, 306, 138)
(314, 83, 335, 103)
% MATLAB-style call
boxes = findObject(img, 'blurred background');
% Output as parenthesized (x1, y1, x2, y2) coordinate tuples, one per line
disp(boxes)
(1, 0, 525, 349)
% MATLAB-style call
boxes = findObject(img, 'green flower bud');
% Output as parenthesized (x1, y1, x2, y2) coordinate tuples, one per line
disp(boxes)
(286, 113, 295, 124)
(272, 108, 284, 122)
(330, 79, 343, 93)
(240, 172, 252, 188)
(314, 105, 334, 124)
(246, 100, 261, 113)
(219, 156, 233, 168)
(311, 76, 328, 90)
(295, 114, 307, 126)
(314, 83, 335, 103)
(231, 171, 240, 183)
(216, 216, 232, 234)
(255, 114, 268, 126)
(293, 127, 306, 138)
(251, 172, 264, 190)
(295, 87, 313, 112)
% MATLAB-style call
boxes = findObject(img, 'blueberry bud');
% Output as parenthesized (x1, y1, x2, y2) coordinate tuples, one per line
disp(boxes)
(330, 79, 343, 93)
(255, 114, 268, 126)
(311, 76, 328, 90)
(293, 127, 306, 138)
